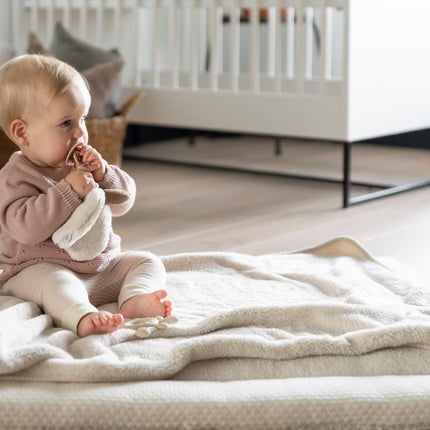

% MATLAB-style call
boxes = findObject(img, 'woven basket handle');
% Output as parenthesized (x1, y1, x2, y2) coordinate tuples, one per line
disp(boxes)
(118, 90, 145, 117)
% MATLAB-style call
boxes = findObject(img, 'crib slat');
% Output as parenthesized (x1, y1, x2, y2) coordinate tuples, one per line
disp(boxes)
(267, 6, 275, 77)
(182, 2, 190, 80)
(209, 0, 219, 91)
(273, 2, 282, 93)
(326, 5, 334, 79)
(249, 0, 260, 93)
(168, 0, 179, 89)
(30, 0, 38, 31)
(295, 1, 304, 94)
(62, 0, 71, 29)
(217, 5, 223, 76)
(189, 0, 199, 90)
(286, 5, 295, 79)
(46, 0, 54, 42)
(12, 0, 23, 54)
(131, 0, 143, 87)
(304, 6, 313, 80)
(229, 0, 240, 92)
(150, 0, 159, 88)
(79, 0, 87, 38)
(95, 0, 104, 46)
(319, 1, 328, 95)
(112, 0, 121, 44)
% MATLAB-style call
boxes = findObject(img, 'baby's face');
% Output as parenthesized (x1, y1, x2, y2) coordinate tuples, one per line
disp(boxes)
(20, 80, 91, 168)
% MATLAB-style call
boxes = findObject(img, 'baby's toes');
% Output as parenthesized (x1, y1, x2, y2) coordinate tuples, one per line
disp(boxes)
(164, 300, 172, 317)
(93, 314, 106, 326)
(154, 290, 168, 301)
(112, 314, 124, 326)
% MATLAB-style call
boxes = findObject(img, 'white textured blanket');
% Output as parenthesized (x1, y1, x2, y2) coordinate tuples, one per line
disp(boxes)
(1, 237, 430, 383)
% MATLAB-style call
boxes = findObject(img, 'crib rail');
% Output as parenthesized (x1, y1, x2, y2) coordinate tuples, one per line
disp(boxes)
(16, 0, 347, 96)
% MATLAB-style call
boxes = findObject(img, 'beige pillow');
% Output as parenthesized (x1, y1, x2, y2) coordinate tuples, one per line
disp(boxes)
(84, 59, 124, 119)
(49, 23, 122, 117)
(27, 29, 124, 119)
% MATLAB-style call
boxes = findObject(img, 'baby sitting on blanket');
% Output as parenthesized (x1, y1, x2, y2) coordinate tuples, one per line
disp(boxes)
(0, 54, 172, 337)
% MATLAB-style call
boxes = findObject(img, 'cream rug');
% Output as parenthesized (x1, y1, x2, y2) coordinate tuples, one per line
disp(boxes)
(1, 236, 430, 382)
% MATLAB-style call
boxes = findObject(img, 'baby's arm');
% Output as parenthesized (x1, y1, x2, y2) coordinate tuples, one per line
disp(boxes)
(1, 179, 81, 244)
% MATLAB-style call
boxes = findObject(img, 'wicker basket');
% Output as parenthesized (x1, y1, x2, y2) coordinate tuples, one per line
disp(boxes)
(0, 90, 144, 168)
(0, 129, 15, 168)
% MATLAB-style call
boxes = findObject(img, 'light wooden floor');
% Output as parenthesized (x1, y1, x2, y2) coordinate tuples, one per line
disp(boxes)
(117, 135, 430, 279)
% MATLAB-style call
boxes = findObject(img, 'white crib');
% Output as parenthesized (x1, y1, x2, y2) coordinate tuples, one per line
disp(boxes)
(8, 0, 430, 206)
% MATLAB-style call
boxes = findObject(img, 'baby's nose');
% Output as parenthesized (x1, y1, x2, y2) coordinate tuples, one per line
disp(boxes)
(73, 128, 83, 138)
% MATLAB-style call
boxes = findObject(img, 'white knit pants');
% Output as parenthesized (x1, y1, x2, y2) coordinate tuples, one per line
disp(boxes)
(3, 251, 166, 334)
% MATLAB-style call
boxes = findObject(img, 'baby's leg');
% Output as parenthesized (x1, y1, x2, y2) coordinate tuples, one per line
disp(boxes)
(115, 251, 171, 319)
(3, 263, 123, 337)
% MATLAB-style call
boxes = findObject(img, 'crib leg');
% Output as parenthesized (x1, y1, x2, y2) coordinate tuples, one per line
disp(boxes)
(342, 142, 351, 208)
(275, 137, 282, 156)
(189, 131, 195, 146)
(342, 140, 430, 207)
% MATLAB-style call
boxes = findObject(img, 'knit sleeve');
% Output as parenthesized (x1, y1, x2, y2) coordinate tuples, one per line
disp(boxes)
(97, 164, 136, 217)
(0, 157, 82, 245)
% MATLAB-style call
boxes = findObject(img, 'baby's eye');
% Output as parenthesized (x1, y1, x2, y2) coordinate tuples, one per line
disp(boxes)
(61, 120, 71, 127)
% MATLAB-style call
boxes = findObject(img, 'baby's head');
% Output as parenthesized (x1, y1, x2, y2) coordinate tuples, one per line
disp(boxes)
(0, 55, 91, 168)
(0, 54, 88, 140)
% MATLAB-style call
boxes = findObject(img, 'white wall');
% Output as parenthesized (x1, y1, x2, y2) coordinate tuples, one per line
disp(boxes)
(0, 0, 12, 42)
(347, 0, 430, 141)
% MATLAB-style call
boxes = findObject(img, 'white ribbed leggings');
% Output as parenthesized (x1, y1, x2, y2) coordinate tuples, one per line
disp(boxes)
(3, 251, 166, 334)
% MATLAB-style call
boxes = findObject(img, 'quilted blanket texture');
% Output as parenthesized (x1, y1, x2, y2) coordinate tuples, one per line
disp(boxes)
(1, 236, 430, 382)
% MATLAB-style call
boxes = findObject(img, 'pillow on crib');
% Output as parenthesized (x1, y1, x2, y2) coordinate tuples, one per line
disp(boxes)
(50, 22, 122, 117)
(50, 22, 121, 72)
(83, 59, 124, 119)
(27, 30, 124, 119)
(0, 41, 15, 65)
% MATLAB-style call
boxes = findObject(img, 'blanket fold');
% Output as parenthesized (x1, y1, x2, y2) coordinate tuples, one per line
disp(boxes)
(1, 236, 430, 382)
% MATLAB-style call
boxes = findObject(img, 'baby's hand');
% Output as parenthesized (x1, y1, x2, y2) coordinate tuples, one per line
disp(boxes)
(78, 145, 106, 182)
(65, 168, 99, 199)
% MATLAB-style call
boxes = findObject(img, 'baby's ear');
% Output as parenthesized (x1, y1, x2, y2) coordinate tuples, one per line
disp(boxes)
(10, 119, 28, 146)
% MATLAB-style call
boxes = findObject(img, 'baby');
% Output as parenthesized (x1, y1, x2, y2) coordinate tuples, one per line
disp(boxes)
(0, 54, 171, 337)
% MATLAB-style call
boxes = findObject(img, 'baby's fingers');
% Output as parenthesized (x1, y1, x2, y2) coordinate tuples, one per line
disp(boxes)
(77, 162, 101, 172)
(80, 146, 102, 164)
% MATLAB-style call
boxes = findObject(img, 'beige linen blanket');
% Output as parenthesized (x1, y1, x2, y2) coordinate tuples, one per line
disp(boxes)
(1, 236, 430, 383)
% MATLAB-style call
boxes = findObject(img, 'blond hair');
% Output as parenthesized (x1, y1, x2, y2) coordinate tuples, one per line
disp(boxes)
(0, 54, 87, 139)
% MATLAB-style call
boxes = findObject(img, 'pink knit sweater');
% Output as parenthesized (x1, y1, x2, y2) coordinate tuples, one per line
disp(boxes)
(0, 152, 136, 287)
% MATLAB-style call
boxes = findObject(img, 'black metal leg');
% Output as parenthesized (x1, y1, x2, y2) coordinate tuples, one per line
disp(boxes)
(189, 131, 195, 146)
(275, 137, 282, 156)
(343, 142, 351, 208)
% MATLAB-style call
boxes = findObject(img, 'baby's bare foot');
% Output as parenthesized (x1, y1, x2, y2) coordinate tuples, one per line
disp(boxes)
(120, 290, 172, 319)
(77, 311, 124, 337)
